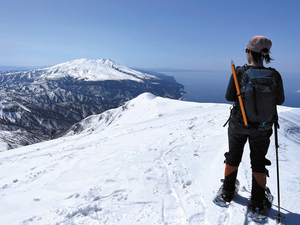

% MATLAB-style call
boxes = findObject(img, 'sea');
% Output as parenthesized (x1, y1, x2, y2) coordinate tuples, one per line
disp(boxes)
(158, 70, 300, 108)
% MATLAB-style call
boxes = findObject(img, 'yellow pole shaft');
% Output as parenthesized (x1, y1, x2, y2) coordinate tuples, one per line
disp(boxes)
(231, 61, 248, 126)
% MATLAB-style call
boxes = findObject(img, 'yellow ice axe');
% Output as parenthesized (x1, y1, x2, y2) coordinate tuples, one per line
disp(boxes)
(231, 60, 248, 126)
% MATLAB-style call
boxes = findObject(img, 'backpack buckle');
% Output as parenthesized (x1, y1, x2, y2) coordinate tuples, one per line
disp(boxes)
(260, 122, 266, 127)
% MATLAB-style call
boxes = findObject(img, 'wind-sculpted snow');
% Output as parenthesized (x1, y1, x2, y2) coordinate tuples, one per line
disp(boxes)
(0, 59, 184, 150)
(0, 93, 299, 224)
(278, 108, 300, 144)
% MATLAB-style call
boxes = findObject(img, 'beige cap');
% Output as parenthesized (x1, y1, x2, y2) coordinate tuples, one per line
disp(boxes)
(245, 36, 272, 55)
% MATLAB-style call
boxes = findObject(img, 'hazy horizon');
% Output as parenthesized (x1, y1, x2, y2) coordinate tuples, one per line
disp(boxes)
(1, 64, 299, 108)
(161, 70, 300, 108)
(1, 1, 300, 73)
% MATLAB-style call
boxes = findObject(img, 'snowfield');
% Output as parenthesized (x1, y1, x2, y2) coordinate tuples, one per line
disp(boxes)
(40, 58, 158, 82)
(0, 93, 299, 225)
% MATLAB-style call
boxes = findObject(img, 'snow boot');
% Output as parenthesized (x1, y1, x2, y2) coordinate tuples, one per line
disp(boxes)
(248, 189, 273, 223)
(213, 179, 240, 207)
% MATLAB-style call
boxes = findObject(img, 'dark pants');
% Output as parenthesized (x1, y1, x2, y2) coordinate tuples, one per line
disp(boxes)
(224, 120, 273, 202)
(225, 121, 272, 171)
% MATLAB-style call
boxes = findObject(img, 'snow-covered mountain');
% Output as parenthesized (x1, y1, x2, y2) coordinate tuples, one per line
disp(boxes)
(0, 59, 184, 150)
(40, 58, 158, 82)
(0, 93, 299, 224)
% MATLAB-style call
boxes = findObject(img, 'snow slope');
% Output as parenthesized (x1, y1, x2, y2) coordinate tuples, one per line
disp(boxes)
(40, 58, 158, 82)
(0, 93, 299, 225)
(0, 59, 184, 151)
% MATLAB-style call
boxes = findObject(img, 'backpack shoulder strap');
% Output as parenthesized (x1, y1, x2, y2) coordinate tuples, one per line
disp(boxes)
(235, 64, 250, 75)
(238, 64, 252, 86)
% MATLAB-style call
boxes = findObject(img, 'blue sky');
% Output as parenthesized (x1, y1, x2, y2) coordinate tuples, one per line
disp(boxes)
(1, 0, 299, 72)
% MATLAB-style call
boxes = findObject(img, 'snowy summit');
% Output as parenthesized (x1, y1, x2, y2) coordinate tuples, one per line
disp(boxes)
(0, 93, 299, 224)
(41, 58, 158, 82)
(0, 59, 183, 150)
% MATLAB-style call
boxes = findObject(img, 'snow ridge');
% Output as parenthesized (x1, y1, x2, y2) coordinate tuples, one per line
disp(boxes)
(0, 93, 299, 224)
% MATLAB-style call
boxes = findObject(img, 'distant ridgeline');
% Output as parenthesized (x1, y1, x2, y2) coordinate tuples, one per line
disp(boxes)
(0, 59, 184, 150)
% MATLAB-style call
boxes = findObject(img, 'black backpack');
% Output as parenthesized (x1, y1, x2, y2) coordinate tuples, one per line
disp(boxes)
(240, 66, 278, 128)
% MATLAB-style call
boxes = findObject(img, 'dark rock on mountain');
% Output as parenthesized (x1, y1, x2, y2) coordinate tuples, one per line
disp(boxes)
(0, 58, 184, 150)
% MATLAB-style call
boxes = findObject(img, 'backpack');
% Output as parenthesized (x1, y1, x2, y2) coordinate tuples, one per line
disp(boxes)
(240, 66, 278, 128)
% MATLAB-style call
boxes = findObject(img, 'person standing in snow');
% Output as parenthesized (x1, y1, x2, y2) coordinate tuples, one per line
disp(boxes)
(220, 36, 285, 213)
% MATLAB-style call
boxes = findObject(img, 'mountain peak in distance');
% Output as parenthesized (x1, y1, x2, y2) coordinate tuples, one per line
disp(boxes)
(41, 58, 158, 82)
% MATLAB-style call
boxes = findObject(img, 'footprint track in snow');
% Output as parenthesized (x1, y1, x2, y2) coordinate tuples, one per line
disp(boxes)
(162, 189, 186, 224)
(186, 194, 206, 224)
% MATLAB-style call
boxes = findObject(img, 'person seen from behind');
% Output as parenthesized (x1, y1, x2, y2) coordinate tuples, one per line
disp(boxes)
(220, 36, 285, 214)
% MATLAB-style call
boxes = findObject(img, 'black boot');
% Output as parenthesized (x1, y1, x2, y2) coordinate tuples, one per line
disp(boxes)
(248, 197, 271, 215)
